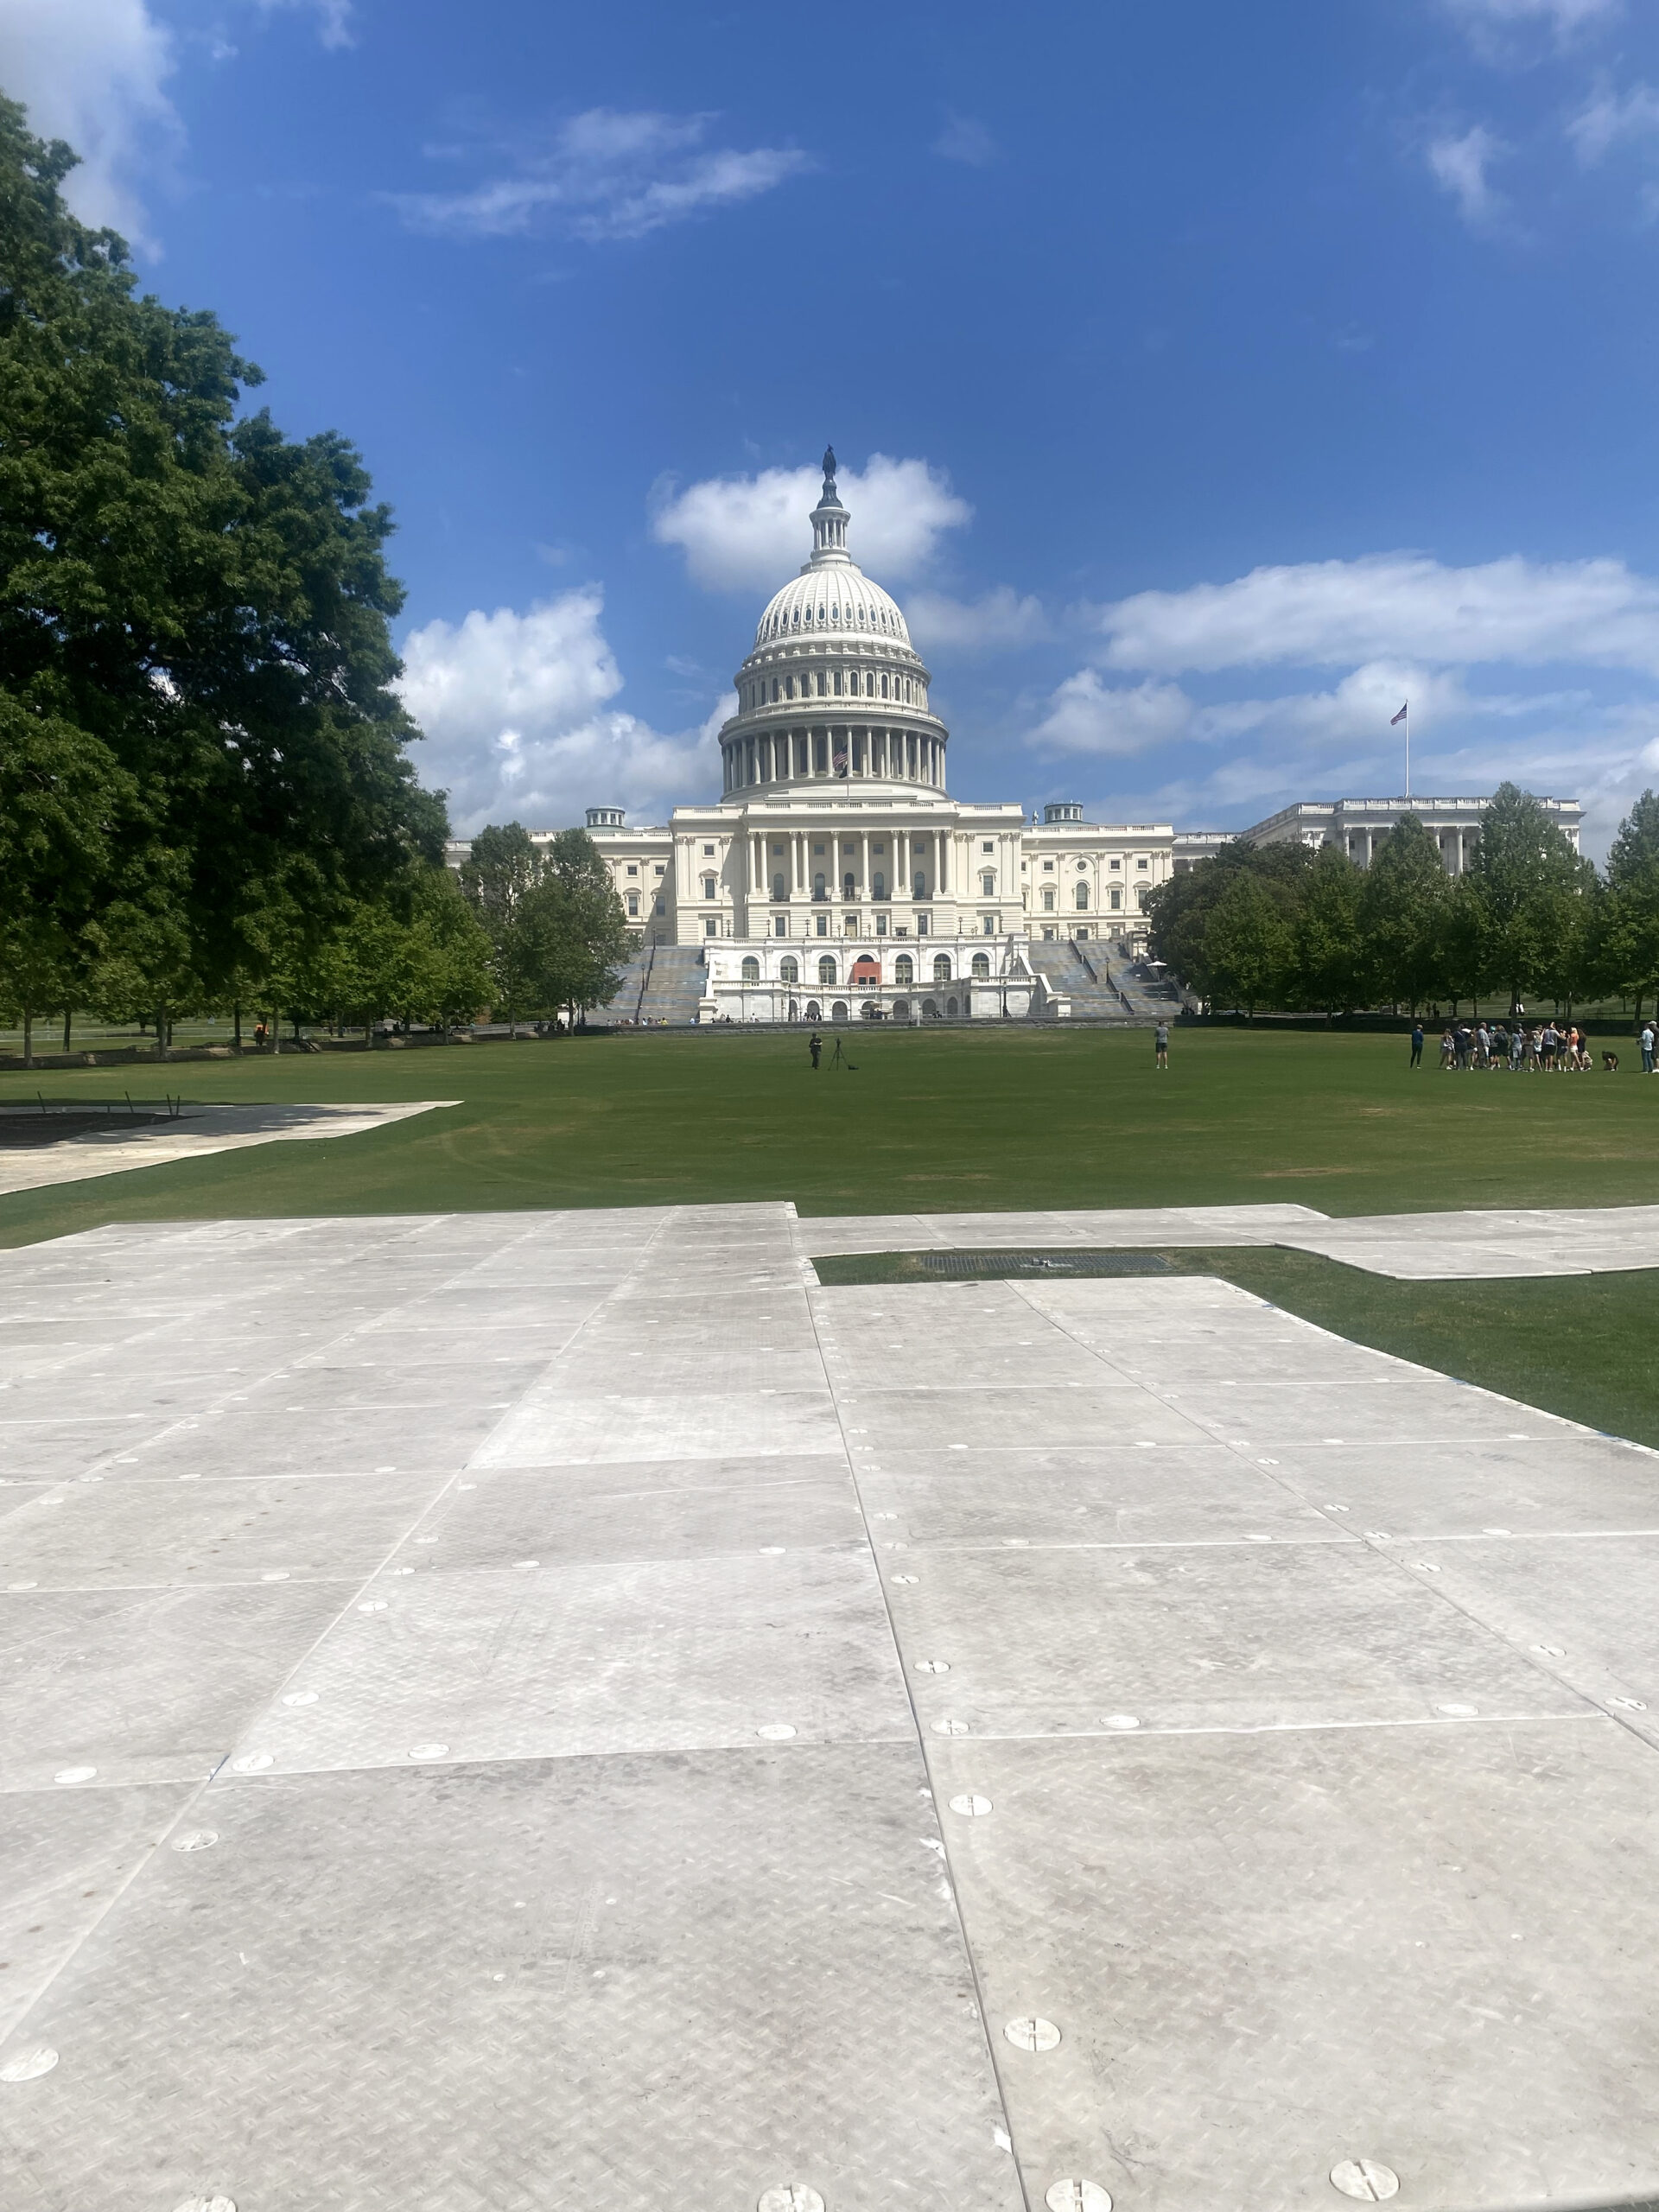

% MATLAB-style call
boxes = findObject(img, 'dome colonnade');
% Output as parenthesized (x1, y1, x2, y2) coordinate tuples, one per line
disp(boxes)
(720, 451, 949, 798)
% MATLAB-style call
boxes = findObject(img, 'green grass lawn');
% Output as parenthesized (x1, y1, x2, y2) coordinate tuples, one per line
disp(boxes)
(3, 1027, 1656, 1446)
(1, 1024, 1656, 1249)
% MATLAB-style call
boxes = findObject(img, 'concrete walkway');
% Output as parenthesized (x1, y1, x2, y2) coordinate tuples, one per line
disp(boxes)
(0, 1102, 458, 1198)
(3, 1201, 1659, 2207)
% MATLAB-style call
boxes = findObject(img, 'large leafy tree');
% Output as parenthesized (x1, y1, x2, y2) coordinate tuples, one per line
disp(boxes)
(1357, 816, 1449, 1011)
(519, 828, 632, 1020)
(0, 97, 444, 1041)
(1203, 871, 1294, 1015)
(1601, 791, 1659, 1017)
(458, 822, 543, 1029)
(1289, 843, 1363, 1014)
(1463, 783, 1593, 1012)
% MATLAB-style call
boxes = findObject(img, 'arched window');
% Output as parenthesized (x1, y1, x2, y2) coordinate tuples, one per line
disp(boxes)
(1075, 883, 1090, 909)
(932, 954, 952, 982)
(893, 999, 910, 1020)
(813, 873, 826, 899)
(741, 957, 760, 982)
(830, 999, 849, 1021)
(1042, 888, 1055, 912)
(817, 955, 836, 985)
(626, 893, 639, 916)
(971, 952, 990, 979)
(1135, 885, 1148, 912)
(873, 871, 887, 899)
(804, 999, 821, 1020)
(981, 873, 995, 896)
(893, 954, 913, 984)
(833, 670, 843, 696)
(912, 872, 926, 899)
(842, 872, 855, 899)
(779, 957, 798, 984)
(772, 873, 785, 901)
(702, 875, 716, 900)
(1109, 887, 1122, 911)
(946, 996, 958, 1017)
(922, 998, 938, 1019)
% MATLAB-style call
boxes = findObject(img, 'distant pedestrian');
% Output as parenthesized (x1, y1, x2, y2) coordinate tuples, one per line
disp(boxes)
(1409, 1020, 1423, 1069)
(1642, 1020, 1656, 1076)
(1509, 1025, 1523, 1071)
(808, 1030, 823, 1069)
(1154, 1020, 1169, 1069)
(1440, 1027, 1456, 1070)
(1475, 1022, 1491, 1069)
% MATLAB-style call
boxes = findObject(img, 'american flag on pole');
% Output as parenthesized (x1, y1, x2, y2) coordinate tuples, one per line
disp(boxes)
(833, 745, 849, 776)
(1391, 703, 1408, 726)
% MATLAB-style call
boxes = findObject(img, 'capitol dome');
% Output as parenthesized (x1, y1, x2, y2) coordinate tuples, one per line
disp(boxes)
(718, 447, 947, 800)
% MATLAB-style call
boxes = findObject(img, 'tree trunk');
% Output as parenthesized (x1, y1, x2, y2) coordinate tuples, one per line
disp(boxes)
(62, 1008, 72, 1052)
(233, 1004, 242, 1051)
(22, 1007, 33, 1070)
(156, 1007, 168, 1063)
(271, 1004, 282, 1057)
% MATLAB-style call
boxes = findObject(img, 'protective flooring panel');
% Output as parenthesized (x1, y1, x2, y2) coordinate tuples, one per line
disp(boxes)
(5, 1204, 1659, 2211)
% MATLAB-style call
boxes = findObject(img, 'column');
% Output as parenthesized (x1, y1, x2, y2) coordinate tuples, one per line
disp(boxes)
(898, 831, 909, 903)
(939, 833, 949, 894)
(861, 832, 870, 901)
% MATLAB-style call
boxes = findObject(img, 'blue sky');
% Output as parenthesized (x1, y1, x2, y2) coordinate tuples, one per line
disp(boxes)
(10, 0, 1659, 854)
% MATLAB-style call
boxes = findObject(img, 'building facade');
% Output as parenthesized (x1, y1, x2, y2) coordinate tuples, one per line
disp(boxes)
(448, 454, 1174, 1022)
(1173, 794, 1583, 874)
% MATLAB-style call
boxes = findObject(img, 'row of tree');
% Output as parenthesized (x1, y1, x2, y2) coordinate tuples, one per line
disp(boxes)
(1147, 785, 1659, 1018)
(0, 99, 632, 1061)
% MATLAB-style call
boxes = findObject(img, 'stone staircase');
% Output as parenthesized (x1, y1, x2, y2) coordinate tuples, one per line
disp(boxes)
(1027, 938, 1181, 1021)
(597, 943, 708, 1026)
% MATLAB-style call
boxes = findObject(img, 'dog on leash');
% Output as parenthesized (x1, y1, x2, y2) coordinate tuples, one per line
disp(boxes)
(1603, 1050, 1620, 1072)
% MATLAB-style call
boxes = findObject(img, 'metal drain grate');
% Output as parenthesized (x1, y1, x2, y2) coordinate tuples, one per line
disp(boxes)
(920, 1251, 1174, 1278)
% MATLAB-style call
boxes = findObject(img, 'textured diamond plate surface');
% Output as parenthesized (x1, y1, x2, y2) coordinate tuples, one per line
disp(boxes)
(0, 1751, 1024, 2212)
(926, 1721, 1659, 2209)
(9, 1205, 1659, 2211)
(0, 1582, 356, 1791)
(229, 1548, 914, 1771)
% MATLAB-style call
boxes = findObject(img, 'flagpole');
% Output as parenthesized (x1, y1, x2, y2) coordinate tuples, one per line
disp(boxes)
(1405, 705, 1410, 804)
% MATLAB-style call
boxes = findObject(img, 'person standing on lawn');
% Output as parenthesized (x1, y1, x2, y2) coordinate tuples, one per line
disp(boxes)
(1642, 1020, 1656, 1076)
(1154, 1020, 1169, 1069)
(1410, 1020, 1424, 1069)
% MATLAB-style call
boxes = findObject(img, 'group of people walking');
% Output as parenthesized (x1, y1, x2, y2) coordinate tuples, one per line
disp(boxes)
(1410, 1018, 1613, 1071)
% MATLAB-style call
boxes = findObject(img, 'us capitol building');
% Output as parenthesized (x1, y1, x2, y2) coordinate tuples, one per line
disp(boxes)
(453, 450, 1581, 1026)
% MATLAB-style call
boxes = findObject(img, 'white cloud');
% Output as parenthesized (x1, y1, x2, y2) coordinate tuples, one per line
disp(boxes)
(390, 109, 810, 243)
(0, 0, 180, 248)
(397, 587, 721, 833)
(1427, 124, 1508, 227)
(1027, 673, 1197, 758)
(905, 586, 1049, 652)
(1567, 78, 1659, 162)
(932, 112, 998, 167)
(1094, 552, 1659, 678)
(253, 0, 354, 49)
(652, 454, 972, 594)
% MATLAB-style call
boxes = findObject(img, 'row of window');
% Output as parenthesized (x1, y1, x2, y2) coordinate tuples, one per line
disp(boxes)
(744, 669, 918, 709)
(1037, 855, 1150, 872)
(757, 600, 902, 641)
(1039, 884, 1147, 912)
(739, 952, 989, 985)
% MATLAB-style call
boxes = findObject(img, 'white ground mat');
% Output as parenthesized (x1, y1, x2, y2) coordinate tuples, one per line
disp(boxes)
(795, 1200, 1659, 1279)
(3, 1198, 1659, 2207)
(0, 1100, 457, 1197)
